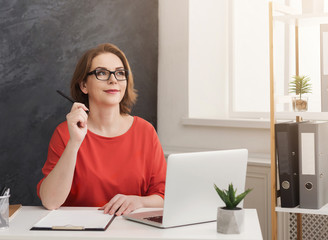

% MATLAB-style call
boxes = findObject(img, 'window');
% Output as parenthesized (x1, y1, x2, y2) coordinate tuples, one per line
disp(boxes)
(188, 0, 228, 119)
(230, 0, 270, 118)
(188, 0, 328, 122)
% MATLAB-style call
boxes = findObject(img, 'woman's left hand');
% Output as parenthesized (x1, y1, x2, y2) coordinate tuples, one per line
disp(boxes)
(99, 194, 144, 216)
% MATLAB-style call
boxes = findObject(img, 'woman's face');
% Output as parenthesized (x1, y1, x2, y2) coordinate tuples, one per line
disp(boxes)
(81, 52, 127, 109)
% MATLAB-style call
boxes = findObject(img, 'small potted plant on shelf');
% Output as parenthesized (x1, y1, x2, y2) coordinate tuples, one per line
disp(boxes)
(289, 75, 312, 112)
(214, 183, 252, 234)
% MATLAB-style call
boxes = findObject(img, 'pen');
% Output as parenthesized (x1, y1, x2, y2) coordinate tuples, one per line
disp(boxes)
(56, 90, 89, 113)
(56, 90, 75, 104)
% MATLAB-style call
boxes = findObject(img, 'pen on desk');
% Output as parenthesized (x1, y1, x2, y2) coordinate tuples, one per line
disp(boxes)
(56, 90, 89, 113)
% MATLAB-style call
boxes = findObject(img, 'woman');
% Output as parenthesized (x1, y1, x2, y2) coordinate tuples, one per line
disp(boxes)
(37, 43, 166, 216)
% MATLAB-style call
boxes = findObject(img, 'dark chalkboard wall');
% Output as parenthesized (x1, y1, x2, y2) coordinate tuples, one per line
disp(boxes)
(0, 0, 158, 205)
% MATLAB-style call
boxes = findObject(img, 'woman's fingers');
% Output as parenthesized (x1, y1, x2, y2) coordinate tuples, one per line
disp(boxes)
(70, 102, 89, 112)
(101, 194, 125, 215)
(116, 201, 130, 216)
(66, 102, 89, 144)
(101, 195, 143, 216)
(70, 104, 88, 126)
(76, 109, 88, 128)
(67, 109, 88, 128)
(109, 197, 126, 215)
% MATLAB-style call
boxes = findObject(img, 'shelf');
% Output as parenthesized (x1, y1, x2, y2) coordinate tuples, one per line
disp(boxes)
(276, 203, 328, 215)
(269, 2, 328, 238)
(273, 14, 328, 26)
(272, 2, 328, 26)
(181, 117, 270, 129)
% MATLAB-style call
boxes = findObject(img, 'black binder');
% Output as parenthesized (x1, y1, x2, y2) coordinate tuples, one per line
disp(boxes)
(275, 121, 303, 208)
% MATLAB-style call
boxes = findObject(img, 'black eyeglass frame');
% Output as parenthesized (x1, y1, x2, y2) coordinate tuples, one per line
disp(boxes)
(87, 68, 129, 81)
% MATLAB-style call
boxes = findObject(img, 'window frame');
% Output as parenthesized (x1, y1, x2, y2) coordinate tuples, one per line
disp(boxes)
(226, 0, 328, 121)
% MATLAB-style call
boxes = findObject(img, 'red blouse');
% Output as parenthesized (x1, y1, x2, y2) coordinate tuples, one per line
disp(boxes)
(37, 116, 166, 207)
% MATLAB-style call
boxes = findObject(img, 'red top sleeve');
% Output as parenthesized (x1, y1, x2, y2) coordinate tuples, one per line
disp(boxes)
(37, 117, 167, 207)
(36, 122, 69, 198)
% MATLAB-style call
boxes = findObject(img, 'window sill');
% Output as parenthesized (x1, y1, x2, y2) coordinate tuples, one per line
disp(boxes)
(182, 112, 328, 129)
(181, 117, 271, 129)
(163, 147, 270, 167)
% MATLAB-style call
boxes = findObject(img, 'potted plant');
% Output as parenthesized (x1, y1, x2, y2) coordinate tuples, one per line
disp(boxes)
(214, 183, 252, 234)
(289, 75, 312, 112)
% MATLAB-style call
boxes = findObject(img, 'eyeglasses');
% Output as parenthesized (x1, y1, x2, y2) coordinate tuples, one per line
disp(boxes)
(87, 68, 129, 81)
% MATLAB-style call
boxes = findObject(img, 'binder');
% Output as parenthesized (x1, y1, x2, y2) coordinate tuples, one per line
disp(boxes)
(275, 121, 303, 207)
(298, 121, 328, 209)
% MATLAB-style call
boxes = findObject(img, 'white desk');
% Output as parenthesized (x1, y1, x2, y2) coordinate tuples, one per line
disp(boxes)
(0, 206, 262, 240)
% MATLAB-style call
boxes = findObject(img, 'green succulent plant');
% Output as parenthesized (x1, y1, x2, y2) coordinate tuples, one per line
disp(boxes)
(289, 75, 312, 100)
(214, 183, 252, 210)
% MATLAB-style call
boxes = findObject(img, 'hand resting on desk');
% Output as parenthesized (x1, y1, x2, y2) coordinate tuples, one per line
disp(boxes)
(99, 194, 164, 216)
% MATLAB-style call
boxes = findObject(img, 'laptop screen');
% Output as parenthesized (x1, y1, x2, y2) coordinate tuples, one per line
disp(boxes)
(162, 149, 248, 227)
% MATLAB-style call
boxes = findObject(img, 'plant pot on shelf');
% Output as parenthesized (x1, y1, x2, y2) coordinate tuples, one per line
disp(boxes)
(217, 207, 245, 234)
(292, 96, 308, 112)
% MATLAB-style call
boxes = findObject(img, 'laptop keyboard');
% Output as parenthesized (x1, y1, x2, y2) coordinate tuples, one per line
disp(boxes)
(144, 216, 163, 223)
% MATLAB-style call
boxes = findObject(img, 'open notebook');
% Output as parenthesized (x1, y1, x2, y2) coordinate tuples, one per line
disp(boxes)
(31, 207, 115, 231)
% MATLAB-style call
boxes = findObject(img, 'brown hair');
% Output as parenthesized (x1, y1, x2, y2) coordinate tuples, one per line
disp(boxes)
(70, 43, 137, 114)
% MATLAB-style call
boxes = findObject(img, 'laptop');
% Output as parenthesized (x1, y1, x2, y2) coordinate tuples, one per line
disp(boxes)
(123, 149, 248, 228)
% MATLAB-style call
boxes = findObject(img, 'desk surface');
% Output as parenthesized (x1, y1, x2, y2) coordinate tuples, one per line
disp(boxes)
(0, 206, 262, 240)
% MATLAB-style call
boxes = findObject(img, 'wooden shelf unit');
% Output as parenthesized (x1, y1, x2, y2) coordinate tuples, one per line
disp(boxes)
(269, 2, 328, 239)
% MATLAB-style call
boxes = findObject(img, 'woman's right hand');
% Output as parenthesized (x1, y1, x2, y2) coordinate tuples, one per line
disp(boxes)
(66, 103, 89, 146)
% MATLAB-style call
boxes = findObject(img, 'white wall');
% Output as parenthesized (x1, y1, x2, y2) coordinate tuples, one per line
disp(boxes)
(158, 0, 271, 156)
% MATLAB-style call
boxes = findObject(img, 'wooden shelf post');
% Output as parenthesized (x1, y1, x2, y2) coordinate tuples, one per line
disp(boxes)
(269, 2, 278, 240)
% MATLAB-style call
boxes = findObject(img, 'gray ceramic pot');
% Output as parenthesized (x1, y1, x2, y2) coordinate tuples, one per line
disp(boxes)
(217, 207, 245, 234)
